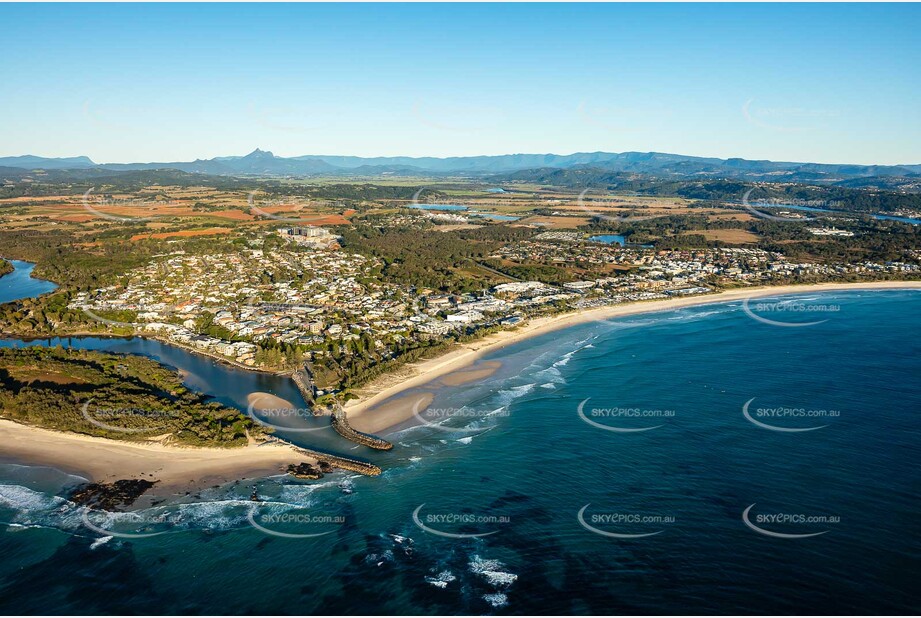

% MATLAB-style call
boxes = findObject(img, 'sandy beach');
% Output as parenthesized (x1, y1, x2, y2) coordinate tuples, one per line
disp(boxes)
(0, 418, 311, 495)
(345, 281, 921, 430)
(1, 280, 917, 491)
(349, 392, 435, 434)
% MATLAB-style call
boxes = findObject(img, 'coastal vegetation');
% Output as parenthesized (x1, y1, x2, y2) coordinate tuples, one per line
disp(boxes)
(0, 347, 268, 446)
(332, 323, 506, 393)
(339, 223, 532, 293)
(580, 212, 920, 264)
(0, 258, 12, 278)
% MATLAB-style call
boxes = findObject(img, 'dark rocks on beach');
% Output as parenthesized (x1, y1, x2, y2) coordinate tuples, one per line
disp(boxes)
(68, 479, 158, 511)
(317, 460, 335, 474)
(287, 462, 324, 480)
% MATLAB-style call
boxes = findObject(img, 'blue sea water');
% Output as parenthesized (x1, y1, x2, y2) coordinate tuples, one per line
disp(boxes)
(0, 289, 919, 614)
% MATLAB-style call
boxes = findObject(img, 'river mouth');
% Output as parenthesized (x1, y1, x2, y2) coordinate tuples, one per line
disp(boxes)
(0, 335, 367, 460)
(2, 289, 918, 614)
(0, 261, 381, 460)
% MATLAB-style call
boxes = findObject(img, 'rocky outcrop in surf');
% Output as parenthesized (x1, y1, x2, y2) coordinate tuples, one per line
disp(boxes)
(68, 479, 158, 511)
(286, 462, 324, 479)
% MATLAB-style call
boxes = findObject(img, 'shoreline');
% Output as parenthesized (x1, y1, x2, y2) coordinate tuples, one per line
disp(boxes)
(0, 279, 917, 492)
(0, 418, 312, 495)
(344, 280, 921, 430)
(0, 257, 60, 301)
(0, 331, 292, 377)
(5, 278, 920, 388)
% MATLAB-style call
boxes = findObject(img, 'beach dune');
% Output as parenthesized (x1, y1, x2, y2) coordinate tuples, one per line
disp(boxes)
(0, 418, 310, 494)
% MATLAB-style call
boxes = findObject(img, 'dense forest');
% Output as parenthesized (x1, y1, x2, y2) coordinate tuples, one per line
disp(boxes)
(261, 183, 437, 202)
(0, 229, 151, 288)
(0, 347, 267, 446)
(0, 167, 438, 203)
(582, 212, 920, 263)
(310, 322, 508, 399)
(0, 168, 252, 198)
(339, 222, 533, 293)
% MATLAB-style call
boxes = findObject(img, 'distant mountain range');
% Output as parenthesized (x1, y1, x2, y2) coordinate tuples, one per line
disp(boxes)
(1, 149, 920, 183)
(0, 154, 97, 170)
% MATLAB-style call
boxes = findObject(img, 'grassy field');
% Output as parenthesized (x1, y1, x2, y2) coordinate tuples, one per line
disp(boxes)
(689, 229, 761, 243)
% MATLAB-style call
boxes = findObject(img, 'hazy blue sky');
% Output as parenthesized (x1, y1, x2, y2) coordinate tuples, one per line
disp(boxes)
(1, 3, 919, 165)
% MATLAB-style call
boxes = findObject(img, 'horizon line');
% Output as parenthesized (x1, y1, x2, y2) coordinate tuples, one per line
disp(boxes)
(2, 148, 919, 169)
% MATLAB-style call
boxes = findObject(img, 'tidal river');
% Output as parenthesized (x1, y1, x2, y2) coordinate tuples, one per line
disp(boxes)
(0, 259, 58, 304)
(0, 259, 360, 456)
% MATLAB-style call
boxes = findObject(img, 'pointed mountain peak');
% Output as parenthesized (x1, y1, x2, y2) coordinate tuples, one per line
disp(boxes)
(244, 148, 274, 159)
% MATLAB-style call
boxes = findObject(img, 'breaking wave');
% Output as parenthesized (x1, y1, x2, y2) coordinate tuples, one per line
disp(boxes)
(483, 592, 509, 608)
(425, 570, 457, 589)
(469, 555, 519, 588)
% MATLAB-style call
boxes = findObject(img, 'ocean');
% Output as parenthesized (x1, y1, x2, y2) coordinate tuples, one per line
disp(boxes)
(0, 289, 919, 614)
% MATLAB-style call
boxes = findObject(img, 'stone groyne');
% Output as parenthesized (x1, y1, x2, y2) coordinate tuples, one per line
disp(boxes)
(331, 407, 393, 450)
(291, 446, 382, 476)
(291, 366, 316, 409)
